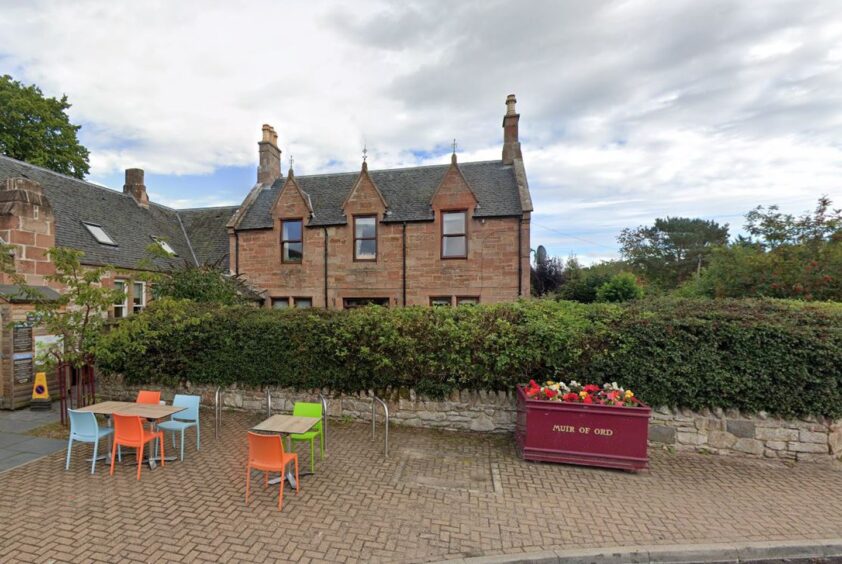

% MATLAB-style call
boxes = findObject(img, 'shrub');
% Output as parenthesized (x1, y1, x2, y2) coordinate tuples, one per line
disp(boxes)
(596, 273, 644, 303)
(94, 298, 842, 418)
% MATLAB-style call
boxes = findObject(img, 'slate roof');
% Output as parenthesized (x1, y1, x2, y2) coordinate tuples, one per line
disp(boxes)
(0, 284, 61, 303)
(179, 206, 238, 269)
(236, 160, 523, 230)
(0, 155, 233, 270)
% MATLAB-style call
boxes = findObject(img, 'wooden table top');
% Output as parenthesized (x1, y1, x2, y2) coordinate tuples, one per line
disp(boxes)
(252, 415, 320, 434)
(76, 401, 186, 419)
(75, 401, 136, 415)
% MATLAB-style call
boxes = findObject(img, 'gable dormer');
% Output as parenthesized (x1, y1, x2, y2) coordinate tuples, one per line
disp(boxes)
(270, 168, 313, 220)
(342, 161, 388, 218)
(430, 153, 478, 213)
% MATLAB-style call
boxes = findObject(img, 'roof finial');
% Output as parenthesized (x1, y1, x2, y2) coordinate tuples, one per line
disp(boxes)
(362, 144, 368, 172)
(287, 154, 294, 178)
(451, 138, 458, 165)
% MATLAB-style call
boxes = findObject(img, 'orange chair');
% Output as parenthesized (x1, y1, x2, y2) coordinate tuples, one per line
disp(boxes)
(136, 390, 161, 404)
(110, 413, 165, 480)
(246, 432, 298, 510)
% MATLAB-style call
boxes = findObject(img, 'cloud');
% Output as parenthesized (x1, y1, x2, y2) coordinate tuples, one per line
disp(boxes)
(0, 0, 840, 259)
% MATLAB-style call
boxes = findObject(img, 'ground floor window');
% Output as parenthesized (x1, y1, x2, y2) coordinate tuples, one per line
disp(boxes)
(113, 280, 128, 318)
(132, 281, 146, 314)
(343, 297, 390, 309)
(429, 295, 480, 307)
(272, 297, 313, 309)
(293, 297, 312, 309)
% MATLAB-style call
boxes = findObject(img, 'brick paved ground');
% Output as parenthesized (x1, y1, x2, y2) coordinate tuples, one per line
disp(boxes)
(1, 409, 841, 563)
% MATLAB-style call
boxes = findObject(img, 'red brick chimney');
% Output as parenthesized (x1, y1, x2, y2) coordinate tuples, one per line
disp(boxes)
(502, 94, 522, 165)
(123, 168, 149, 208)
(258, 124, 281, 185)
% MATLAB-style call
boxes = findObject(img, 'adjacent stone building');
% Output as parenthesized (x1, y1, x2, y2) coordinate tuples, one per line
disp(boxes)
(228, 94, 533, 308)
(0, 159, 234, 408)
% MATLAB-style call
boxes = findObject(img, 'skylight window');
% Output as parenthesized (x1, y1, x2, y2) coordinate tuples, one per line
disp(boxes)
(153, 237, 177, 256)
(83, 222, 117, 246)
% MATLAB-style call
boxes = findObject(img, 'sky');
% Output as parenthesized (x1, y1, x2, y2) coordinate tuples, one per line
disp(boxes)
(1, 0, 840, 263)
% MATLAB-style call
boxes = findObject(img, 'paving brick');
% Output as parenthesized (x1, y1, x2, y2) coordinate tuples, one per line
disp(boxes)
(1, 410, 841, 563)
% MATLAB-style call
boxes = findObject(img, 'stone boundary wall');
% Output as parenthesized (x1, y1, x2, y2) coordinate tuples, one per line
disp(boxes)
(98, 375, 841, 462)
(650, 407, 842, 463)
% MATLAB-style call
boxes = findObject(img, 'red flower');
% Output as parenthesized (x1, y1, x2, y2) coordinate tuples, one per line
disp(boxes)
(583, 384, 600, 393)
(562, 392, 579, 402)
(582, 394, 594, 404)
(545, 388, 558, 399)
(526, 387, 540, 397)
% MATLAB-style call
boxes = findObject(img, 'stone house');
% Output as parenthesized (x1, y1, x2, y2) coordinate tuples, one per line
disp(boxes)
(0, 94, 532, 407)
(0, 161, 234, 408)
(227, 94, 533, 309)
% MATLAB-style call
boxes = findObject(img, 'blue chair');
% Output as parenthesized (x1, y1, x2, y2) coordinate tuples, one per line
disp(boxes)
(66, 409, 114, 474)
(157, 394, 200, 461)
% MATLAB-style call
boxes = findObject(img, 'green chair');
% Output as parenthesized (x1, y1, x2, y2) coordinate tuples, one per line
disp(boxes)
(289, 402, 324, 473)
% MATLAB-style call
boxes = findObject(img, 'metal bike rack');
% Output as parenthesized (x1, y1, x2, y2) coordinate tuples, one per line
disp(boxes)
(371, 395, 389, 458)
(214, 386, 222, 438)
(266, 388, 273, 416)
(318, 393, 329, 452)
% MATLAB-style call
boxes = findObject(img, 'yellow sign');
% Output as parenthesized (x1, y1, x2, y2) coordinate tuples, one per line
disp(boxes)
(31, 372, 49, 400)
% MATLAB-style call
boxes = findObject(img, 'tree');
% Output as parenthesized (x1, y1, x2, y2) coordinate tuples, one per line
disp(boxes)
(0, 245, 122, 367)
(530, 245, 566, 297)
(0, 75, 90, 178)
(699, 197, 842, 301)
(151, 262, 257, 305)
(596, 272, 644, 303)
(555, 258, 626, 303)
(618, 217, 729, 288)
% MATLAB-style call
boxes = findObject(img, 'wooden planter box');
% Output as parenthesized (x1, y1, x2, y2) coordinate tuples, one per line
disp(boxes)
(515, 386, 651, 471)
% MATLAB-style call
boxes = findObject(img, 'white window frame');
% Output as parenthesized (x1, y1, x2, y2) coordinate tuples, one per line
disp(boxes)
(113, 280, 128, 318)
(83, 222, 117, 246)
(132, 281, 146, 314)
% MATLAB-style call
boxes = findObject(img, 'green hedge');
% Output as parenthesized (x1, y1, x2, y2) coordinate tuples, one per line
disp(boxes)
(94, 298, 842, 418)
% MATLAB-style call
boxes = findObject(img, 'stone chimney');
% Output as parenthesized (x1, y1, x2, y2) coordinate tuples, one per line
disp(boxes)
(502, 94, 522, 165)
(123, 168, 149, 208)
(258, 124, 281, 185)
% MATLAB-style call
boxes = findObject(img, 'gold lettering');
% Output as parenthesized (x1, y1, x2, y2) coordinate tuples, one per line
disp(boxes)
(552, 424, 575, 433)
(594, 428, 614, 436)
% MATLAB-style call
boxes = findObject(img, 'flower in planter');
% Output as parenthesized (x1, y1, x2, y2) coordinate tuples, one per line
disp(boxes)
(523, 379, 639, 407)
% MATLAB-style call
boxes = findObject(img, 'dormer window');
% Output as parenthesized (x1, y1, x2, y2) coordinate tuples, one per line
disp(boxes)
(281, 219, 303, 263)
(83, 222, 117, 246)
(441, 211, 467, 259)
(354, 215, 377, 261)
(152, 236, 177, 256)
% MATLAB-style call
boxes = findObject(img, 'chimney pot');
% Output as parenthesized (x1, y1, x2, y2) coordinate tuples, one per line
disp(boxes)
(506, 94, 517, 116)
(502, 94, 522, 164)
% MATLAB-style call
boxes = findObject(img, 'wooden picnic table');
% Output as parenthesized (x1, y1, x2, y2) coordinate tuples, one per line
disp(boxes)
(251, 414, 320, 487)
